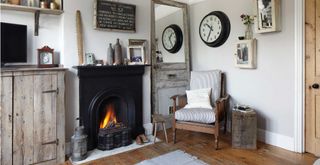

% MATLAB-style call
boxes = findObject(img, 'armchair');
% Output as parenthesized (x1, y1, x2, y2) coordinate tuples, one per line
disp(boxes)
(170, 70, 229, 149)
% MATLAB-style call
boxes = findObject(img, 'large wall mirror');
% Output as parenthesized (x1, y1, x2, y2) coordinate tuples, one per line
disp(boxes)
(151, 0, 191, 127)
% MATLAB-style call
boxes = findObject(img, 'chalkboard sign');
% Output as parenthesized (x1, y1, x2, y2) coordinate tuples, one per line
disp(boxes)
(94, 0, 136, 32)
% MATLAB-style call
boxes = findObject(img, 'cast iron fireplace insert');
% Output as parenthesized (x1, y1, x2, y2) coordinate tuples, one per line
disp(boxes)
(74, 65, 146, 150)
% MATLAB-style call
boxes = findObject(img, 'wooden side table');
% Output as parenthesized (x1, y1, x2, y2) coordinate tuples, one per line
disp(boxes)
(232, 109, 257, 149)
(152, 114, 168, 143)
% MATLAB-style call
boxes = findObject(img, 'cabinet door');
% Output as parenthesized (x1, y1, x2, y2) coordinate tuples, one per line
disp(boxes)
(0, 76, 13, 165)
(33, 74, 58, 163)
(13, 75, 35, 164)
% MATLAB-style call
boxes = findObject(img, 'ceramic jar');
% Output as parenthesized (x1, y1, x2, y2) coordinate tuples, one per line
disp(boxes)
(106, 43, 114, 65)
(114, 38, 123, 65)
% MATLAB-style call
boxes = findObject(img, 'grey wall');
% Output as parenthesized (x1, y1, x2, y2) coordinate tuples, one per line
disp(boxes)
(189, 0, 295, 139)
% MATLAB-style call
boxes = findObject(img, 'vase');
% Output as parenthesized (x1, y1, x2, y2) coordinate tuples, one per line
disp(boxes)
(245, 24, 253, 40)
(114, 38, 123, 65)
(106, 43, 114, 65)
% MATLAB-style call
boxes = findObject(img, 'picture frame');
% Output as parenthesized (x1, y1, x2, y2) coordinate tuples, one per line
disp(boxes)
(93, 0, 136, 32)
(254, 0, 281, 33)
(235, 39, 257, 69)
(126, 45, 145, 65)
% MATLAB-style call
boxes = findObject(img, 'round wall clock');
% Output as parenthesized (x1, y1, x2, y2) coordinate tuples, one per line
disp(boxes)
(162, 24, 183, 53)
(199, 11, 231, 47)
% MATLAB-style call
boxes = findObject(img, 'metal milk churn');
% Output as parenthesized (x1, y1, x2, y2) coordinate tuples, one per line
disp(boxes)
(71, 123, 88, 161)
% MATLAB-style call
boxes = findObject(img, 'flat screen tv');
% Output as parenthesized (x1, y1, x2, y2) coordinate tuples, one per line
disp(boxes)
(1, 22, 27, 66)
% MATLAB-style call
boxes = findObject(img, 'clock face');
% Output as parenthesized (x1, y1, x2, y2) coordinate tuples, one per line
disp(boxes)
(162, 24, 183, 53)
(163, 28, 177, 50)
(41, 52, 53, 64)
(199, 15, 222, 43)
(199, 11, 230, 47)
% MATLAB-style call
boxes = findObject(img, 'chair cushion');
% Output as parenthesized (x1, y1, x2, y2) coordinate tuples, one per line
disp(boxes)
(184, 88, 212, 109)
(190, 70, 221, 105)
(175, 108, 215, 124)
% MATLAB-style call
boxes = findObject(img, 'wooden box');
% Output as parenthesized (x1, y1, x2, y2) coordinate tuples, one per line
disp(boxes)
(232, 109, 257, 149)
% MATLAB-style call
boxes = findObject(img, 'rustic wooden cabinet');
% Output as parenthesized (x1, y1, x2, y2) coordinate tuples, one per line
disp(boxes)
(0, 68, 66, 165)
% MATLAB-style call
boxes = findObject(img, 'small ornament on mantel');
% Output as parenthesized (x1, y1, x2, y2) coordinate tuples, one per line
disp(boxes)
(106, 43, 114, 65)
(240, 14, 254, 40)
(114, 38, 123, 65)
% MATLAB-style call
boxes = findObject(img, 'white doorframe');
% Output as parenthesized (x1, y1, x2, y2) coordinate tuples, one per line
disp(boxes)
(294, 0, 305, 153)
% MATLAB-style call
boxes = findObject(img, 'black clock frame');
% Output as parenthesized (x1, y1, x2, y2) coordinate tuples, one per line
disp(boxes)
(199, 11, 231, 47)
(162, 24, 183, 53)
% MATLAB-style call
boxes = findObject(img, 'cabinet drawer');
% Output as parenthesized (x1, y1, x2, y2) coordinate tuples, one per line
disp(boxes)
(157, 70, 188, 81)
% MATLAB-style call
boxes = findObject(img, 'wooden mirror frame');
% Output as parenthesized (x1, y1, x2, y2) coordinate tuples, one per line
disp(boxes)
(151, 0, 191, 115)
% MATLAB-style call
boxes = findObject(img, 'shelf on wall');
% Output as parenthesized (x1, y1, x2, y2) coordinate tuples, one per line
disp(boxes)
(0, 3, 64, 36)
(0, 3, 63, 15)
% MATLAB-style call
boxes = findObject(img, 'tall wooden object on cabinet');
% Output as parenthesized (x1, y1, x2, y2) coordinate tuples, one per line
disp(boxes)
(0, 68, 66, 165)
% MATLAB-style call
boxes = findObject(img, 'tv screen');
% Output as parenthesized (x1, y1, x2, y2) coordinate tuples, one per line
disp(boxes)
(1, 22, 27, 64)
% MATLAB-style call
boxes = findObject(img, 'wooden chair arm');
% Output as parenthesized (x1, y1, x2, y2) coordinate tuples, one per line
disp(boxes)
(170, 94, 187, 109)
(214, 94, 230, 123)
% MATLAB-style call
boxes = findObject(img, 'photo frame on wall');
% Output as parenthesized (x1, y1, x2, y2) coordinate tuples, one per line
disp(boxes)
(235, 39, 257, 69)
(254, 0, 281, 33)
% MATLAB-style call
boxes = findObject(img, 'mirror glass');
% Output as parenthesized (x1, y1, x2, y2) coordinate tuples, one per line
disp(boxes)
(154, 4, 185, 63)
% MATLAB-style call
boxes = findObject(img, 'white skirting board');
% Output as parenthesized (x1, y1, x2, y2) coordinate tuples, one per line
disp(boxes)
(258, 129, 294, 151)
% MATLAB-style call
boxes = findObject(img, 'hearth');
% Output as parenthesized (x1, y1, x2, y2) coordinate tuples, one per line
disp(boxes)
(75, 65, 146, 150)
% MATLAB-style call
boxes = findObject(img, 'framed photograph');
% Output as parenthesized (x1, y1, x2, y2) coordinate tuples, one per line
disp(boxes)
(235, 39, 257, 69)
(126, 45, 145, 65)
(254, 0, 281, 33)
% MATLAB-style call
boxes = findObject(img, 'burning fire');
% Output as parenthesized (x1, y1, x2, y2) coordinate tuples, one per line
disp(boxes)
(99, 104, 117, 129)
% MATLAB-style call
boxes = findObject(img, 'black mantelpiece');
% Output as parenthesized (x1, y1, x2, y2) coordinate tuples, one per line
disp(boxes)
(74, 65, 147, 150)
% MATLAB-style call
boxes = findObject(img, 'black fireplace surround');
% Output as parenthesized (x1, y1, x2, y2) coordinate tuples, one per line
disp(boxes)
(75, 65, 146, 150)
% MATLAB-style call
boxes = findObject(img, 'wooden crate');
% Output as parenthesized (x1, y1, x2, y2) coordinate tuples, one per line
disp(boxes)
(232, 109, 257, 149)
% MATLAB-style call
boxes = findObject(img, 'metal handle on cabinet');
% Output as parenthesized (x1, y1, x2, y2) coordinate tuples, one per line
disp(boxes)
(42, 88, 59, 94)
(42, 139, 59, 145)
(167, 74, 177, 79)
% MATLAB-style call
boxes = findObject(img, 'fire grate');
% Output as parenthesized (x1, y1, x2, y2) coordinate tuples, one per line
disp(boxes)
(97, 123, 132, 150)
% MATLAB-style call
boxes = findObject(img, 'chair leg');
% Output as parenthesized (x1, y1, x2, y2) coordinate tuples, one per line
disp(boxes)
(173, 127, 176, 144)
(214, 135, 219, 150)
(153, 122, 157, 143)
(224, 112, 227, 134)
(162, 122, 168, 143)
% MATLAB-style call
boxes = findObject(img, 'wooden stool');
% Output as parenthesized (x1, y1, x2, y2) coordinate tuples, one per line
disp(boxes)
(152, 114, 168, 143)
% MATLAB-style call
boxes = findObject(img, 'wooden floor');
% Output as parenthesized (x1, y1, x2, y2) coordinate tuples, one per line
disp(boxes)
(64, 129, 318, 165)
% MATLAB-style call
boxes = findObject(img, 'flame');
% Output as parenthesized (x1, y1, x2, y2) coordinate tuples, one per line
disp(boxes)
(99, 104, 117, 129)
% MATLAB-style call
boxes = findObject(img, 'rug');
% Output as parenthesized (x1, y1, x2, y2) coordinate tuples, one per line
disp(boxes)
(71, 135, 160, 165)
(314, 158, 320, 165)
(136, 150, 208, 165)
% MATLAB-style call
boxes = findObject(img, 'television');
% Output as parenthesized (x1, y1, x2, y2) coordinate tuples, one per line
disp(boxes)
(1, 22, 27, 66)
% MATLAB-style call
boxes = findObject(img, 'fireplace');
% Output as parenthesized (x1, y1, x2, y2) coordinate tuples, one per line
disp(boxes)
(75, 65, 146, 150)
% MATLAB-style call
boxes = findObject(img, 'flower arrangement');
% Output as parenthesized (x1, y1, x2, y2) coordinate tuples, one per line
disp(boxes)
(240, 14, 254, 25)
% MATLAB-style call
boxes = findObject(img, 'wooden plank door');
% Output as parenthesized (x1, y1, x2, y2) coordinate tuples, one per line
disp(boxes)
(306, 0, 320, 156)
(13, 75, 34, 164)
(33, 74, 58, 163)
(0, 75, 13, 164)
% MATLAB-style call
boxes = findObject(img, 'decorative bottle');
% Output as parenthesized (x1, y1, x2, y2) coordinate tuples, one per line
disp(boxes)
(106, 43, 114, 65)
(114, 38, 123, 65)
